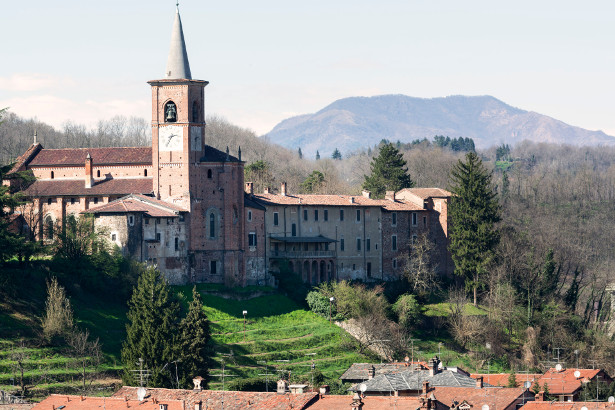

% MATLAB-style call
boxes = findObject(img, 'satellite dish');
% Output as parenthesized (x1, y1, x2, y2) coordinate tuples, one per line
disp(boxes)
(482, 405, 490, 410)
(524, 381, 532, 389)
(137, 387, 147, 401)
(608, 397, 615, 403)
(574, 370, 581, 378)
(360, 383, 367, 393)
(581, 406, 588, 410)
(555, 364, 563, 372)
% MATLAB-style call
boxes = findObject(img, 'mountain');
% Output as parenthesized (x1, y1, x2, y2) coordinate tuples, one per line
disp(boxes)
(264, 95, 615, 156)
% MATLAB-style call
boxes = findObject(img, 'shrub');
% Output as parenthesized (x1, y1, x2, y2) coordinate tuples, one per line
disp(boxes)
(306, 291, 331, 318)
(393, 294, 422, 330)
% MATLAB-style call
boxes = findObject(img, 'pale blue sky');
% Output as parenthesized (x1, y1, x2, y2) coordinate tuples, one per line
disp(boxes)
(1, 0, 614, 137)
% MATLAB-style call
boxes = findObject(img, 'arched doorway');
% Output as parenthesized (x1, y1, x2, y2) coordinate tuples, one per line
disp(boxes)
(311, 261, 318, 285)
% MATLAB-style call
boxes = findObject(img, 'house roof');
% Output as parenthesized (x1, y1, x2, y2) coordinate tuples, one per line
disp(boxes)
(470, 373, 542, 388)
(22, 178, 153, 197)
(27, 147, 152, 167)
(6, 143, 42, 175)
(305, 394, 423, 409)
(398, 188, 452, 199)
(84, 194, 187, 217)
(113, 386, 319, 410)
(429, 386, 530, 410)
(535, 368, 609, 396)
(31, 394, 183, 410)
(352, 369, 489, 393)
(522, 402, 615, 410)
(244, 193, 266, 211)
(254, 193, 425, 211)
(340, 362, 430, 381)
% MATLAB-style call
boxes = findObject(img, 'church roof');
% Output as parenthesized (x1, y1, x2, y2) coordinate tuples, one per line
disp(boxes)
(27, 147, 152, 167)
(165, 6, 192, 80)
(22, 178, 153, 197)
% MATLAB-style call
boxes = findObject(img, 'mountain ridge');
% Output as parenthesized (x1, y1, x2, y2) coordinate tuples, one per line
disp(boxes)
(264, 95, 615, 155)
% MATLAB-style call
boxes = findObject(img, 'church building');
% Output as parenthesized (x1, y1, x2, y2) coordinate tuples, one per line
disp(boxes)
(3, 7, 453, 286)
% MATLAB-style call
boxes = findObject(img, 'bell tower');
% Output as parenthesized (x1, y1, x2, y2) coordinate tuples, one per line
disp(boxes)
(149, 5, 207, 204)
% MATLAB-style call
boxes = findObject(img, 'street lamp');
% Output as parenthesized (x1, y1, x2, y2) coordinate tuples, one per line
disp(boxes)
(243, 310, 248, 341)
(329, 297, 335, 324)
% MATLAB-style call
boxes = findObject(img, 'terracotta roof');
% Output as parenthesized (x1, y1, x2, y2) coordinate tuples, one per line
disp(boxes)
(84, 194, 188, 216)
(27, 147, 151, 167)
(113, 386, 319, 410)
(22, 178, 153, 197)
(523, 402, 615, 410)
(429, 386, 531, 410)
(6, 143, 42, 175)
(305, 394, 422, 409)
(254, 193, 424, 211)
(31, 394, 183, 410)
(398, 188, 452, 199)
(470, 373, 542, 388)
(535, 368, 609, 396)
(340, 362, 429, 381)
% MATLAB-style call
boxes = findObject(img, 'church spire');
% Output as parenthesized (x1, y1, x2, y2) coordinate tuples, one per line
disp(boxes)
(165, 5, 192, 80)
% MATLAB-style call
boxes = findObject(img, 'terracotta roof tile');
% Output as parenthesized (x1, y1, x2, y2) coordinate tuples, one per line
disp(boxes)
(470, 373, 542, 388)
(85, 194, 187, 217)
(306, 394, 422, 409)
(398, 188, 452, 199)
(113, 386, 318, 410)
(28, 147, 152, 167)
(22, 178, 153, 197)
(254, 193, 424, 211)
(31, 394, 183, 410)
(523, 402, 615, 410)
(429, 386, 531, 410)
(535, 368, 610, 396)
(6, 143, 42, 175)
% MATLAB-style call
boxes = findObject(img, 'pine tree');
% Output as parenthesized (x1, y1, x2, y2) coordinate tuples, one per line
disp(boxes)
(121, 265, 180, 388)
(177, 287, 211, 388)
(315, 151, 321, 160)
(297, 147, 303, 159)
(362, 143, 413, 199)
(506, 371, 517, 388)
(448, 152, 501, 305)
(331, 148, 342, 160)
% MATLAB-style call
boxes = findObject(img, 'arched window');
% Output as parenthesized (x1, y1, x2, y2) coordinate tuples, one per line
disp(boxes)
(144, 169, 148, 177)
(44, 215, 54, 240)
(209, 213, 215, 238)
(164, 101, 177, 123)
(207, 169, 212, 179)
(192, 101, 199, 122)
(50, 171, 54, 179)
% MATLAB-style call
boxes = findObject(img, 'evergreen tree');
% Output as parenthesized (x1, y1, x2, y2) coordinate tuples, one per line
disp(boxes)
(177, 287, 211, 389)
(315, 151, 320, 160)
(331, 148, 342, 160)
(448, 152, 501, 305)
(301, 170, 325, 194)
(121, 265, 180, 388)
(506, 371, 517, 388)
(362, 143, 414, 199)
(297, 147, 303, 159)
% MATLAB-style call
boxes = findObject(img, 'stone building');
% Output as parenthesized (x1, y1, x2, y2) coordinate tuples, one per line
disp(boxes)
(3, 6, 452, 287)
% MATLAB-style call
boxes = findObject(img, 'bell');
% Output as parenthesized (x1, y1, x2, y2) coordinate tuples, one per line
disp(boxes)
(165, 103, 177, 122)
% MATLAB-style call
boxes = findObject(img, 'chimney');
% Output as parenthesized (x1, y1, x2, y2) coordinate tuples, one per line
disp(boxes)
(245, 182, 254, 195)
(385, 191, 396, 202)
(85, 153, 93, 188)
(319, 385, 330, 395)
(422, 380, 430, 394)
(264, 186, 270, 194)
(429, 357, 440, 376)
(362, 190, 371, 198)
(238, 146, 242, 162)
(281, 182, 287, 196)
(476, 376, 484, 388)
(193, 376, 204, 391)
(368, 365, 375, 380)
(195, 402, 202, 410)
(277, 379, 288, 394)
(536, 391, 545, 401)
(349, 197, 355, 204)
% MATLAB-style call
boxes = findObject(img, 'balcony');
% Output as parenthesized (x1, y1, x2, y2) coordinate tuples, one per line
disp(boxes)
(270, 250, 335, 259)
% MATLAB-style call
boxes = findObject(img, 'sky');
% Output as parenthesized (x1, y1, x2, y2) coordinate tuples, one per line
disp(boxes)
(1, 0, 614, 137)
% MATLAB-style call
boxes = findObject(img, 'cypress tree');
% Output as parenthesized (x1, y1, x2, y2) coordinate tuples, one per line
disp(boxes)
(177, 286, 211, 388)
(121, 265, 180, 387)
(448, 152, 500, 305)
(362, 143, 414, 199)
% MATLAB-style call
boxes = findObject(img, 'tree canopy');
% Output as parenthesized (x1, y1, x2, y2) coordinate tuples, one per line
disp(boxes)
(362, 143, 414, 198)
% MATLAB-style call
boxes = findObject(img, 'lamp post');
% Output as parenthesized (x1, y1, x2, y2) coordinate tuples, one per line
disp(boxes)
(329, 297, 335, 324)
(243, 310, 248, 341)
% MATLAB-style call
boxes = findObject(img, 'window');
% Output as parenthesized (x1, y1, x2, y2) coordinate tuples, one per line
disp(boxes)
(423, 216, 427, 228)
(179, 214, 185, 222)
(210, 260, 217, 274)
(70, 198, 75, 205)
(156, 233, 161, 242)
(207, 169, 213, 179)
(50, 171, 54, 179)
(366, 238, 371, 252)
(209, 213, 216, 238)
(303, 209, 308, 221)
(156, 218, 161, 224)
(291, 223, 297, 237)
(392, 212, 397, 226)
(356, 209, 361, 222)
(128, 215, 134, 226)
(247, 210, 252, 221)
(93, 198, 98, 204)
(144, 169, 148, 177)
(356, 238, 361, 251)
(175, 237, 179, 251)
(392, 235, 397, 251)
(97, 170, 101, 178)
(167, 218, 172, 225)
(314, 210, 319, 221)
(192, 101, 199, 122)
(412, 212, 417, 226)
(248, 232, 257, 247)
(340, 238, 345, 251)
(145, 218, 149, 225)
(324, 209, 328, 221)
(367, 262, 372, 278)
(393, 258, 397, 269)
(340, 209, 344, 221)
(352, 264, 356, 270)
(273, 212, 279, 226)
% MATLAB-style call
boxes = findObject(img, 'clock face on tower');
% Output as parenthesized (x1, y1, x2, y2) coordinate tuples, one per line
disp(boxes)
(158, 126, 183, 151)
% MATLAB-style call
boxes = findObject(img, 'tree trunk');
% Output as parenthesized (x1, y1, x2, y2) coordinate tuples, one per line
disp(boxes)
(474, 286, 477, 306)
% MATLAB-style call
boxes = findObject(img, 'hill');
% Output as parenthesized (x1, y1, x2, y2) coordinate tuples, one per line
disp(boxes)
(265, 95, 615, 155)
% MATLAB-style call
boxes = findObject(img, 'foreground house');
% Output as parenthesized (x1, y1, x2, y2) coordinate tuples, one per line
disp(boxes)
(31, 394, 183, 410)
(470, 373, 542, 388)
(340, 361, 430, 384)
(534, 368, 612, 402)
(428, 385, 535, 410)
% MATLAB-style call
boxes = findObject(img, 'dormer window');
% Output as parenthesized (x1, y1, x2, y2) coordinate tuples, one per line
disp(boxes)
(164, 101, 177, 123)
